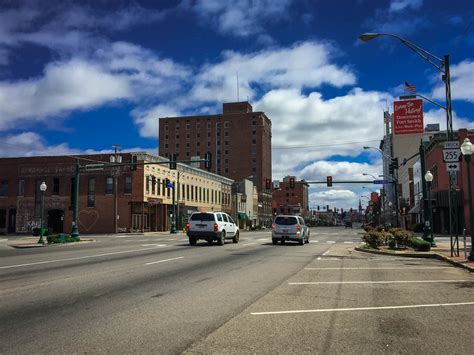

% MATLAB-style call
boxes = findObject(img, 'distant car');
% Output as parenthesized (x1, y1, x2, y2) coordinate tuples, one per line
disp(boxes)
(186, 211, 239, 246)
(345, 221, 353, 228)
(271, 215, 309, 245)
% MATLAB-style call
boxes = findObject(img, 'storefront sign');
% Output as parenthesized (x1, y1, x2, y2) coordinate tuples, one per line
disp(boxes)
(393, 99, 424, 135)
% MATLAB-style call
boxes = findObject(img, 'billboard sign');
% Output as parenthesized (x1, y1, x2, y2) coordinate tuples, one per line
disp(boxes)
(393, 99, 424, 135)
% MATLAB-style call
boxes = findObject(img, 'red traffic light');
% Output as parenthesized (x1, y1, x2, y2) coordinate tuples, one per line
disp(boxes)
(289, 177, 295, 189)
(265, 179, 272, 190)
(327, 176, 333, 187)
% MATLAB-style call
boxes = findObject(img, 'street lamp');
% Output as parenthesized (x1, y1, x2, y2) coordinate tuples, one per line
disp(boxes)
(110, 145, 122, 234)
(38, 181, 47, 244)
(424, 170, 436, 247)
(363, 173, 377, 180)
(460, 138, 474, 260)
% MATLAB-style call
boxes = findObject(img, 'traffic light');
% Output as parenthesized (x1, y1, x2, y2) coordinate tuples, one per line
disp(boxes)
(170, 154, 177, 170)
(389, 157, 399, 175)
(265, 178, 272, 190)
(289, 177, 295, 189)
(204, 151, 212, 170)
(130, 155, 137, 171)
(326, 176, 333, 187)
(317, 205, 320, 211)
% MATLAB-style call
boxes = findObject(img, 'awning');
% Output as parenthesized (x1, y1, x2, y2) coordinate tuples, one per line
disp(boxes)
(238, 212, 249, 220)
(407, 204, 420, 214)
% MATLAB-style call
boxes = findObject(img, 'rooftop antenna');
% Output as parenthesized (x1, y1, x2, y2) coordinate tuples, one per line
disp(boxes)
(236, 71, 240, 102)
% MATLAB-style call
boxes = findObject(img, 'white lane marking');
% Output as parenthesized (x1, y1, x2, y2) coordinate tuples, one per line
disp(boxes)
(146, 256, 184, 265)
(304, 267, 452, 270)
(250, 302, 474, 316)
(141, 244, 167, 247)
(0, 246, 166, 270)
(242, 243, 256, 247)
(343, 241, 354, 244)
(289, 280, 470, 285)
(257, 238, 269, 241)
(323, 250, 331, 256)
(309, 241, 319, 243)
(317, 257, 321, 260)
(327, 241, 336, 244)
(125, 239, 148, 242)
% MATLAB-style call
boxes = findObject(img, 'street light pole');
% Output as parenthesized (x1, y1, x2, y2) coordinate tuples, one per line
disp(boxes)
(38, 181, 47, 244)
(424, 170, 436, 247)
(111, 145, 122, 234)
(460, 138, 474, 261)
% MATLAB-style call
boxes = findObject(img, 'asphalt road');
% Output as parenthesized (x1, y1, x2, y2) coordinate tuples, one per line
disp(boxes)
(1, 227, 473, 354)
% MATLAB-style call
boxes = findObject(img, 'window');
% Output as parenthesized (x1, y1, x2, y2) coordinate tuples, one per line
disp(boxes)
(197, 133, 200, 138)
(186, 185, 190, 200)
(0, 209, 5, 229)
(156, 179, 161, 195)
(164, 125, 169, 131)
(176, 143, 179, 148)
(252, 120, 256, 125)
(207, 142, 211, 147)
(224, 131, 228, 137)
(124, 176, 132, 194)
(52, 178, 60, 195)
(217, 213, 223, 222)
(165, 135, 168, 140)
(197, 142, 200, 147)
(207, 132, 211, 138)
(106, 177, 114, 194)
(252, 130, 256, 135)
(17, 179, 25, 196)
(224, 141, 228, 146)
(146, 176, 150, 194)
(87, 178, 95, 207)
(225, 150, 229, 155)
(222, 214, 229, 222)
(0, 179, 8, 197)
(165, 143, 169, 149)
(176, 134, 180, 139)
(252, 139, 256, 144)
(224, 121, 229, 128)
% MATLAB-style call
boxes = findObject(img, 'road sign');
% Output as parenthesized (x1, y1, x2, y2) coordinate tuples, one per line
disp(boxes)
(373, 180, 388, 184)
(444, 141, 459, 149)
(83, 164, 105, 171)
(273, 180, 280, 189)
(446, 162, 460, 172)
(443, 148, 461, 162)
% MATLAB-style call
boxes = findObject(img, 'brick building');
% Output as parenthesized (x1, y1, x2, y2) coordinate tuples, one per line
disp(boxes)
(0, 153, 233, 235)
(271, 176, 309, 217)
(158, 101, 272, 193)
(422, 128, 474, 234)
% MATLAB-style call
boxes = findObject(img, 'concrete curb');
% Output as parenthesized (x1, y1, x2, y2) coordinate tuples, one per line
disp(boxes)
(354, 247, 474, 272)
(9, 239, 96, 249)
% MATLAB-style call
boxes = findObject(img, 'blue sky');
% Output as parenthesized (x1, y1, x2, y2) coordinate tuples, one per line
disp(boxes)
(0, 0, 472, 209)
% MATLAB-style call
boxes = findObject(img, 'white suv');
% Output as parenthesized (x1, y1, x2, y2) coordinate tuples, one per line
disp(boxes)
(186, 212, 239, 246)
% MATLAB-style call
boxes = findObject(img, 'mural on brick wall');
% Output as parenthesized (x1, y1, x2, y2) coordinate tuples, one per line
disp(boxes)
(78, 210, 99, 232)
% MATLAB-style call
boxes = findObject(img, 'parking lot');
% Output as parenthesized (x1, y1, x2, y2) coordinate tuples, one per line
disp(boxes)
(185, 243, 474, 354)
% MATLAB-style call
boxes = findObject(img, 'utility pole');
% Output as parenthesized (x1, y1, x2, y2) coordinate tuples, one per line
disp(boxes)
(111, 145, 121, 234)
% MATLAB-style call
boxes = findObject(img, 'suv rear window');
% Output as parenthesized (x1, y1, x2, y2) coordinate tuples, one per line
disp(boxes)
(274, 216, 298, 225)
(190, 213, 215, 222)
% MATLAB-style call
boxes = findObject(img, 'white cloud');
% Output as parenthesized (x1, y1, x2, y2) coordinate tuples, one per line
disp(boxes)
(254, 88, 390, 177)
(310, 189, 361, 211)
(181, 0, 292, 37)
(389, 0, 423, 12)
(432, 59, 474, 103)
(189, 41, 356, 104)
(131, 105, 182, 138)
(0, 59, 132, 130)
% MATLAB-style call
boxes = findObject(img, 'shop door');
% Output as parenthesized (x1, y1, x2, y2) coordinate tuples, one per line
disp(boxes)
(8, 209, 16, 233)
(48, 209, 64, 233)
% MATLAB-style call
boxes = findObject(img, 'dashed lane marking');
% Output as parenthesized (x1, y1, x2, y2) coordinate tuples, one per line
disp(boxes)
(289, 280, 470, 285)
(304, 267, 453, 270)
(141, 244, 167, 247)
(251, 302, 474, 316)
(145, 256, 184, 265)
(0, 246, 168, 270)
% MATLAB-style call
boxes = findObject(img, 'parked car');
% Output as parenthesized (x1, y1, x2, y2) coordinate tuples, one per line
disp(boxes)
(345, 221, 353, 228)
(185, 211, 239, 246)
(271, 215, 309, 245)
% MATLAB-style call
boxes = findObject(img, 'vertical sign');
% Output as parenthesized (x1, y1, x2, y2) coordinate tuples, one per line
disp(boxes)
(393, 99, 424, 135)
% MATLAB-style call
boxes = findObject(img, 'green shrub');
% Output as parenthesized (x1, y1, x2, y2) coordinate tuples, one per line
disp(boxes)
(47, 234, 78, 244)
(407, 237, 431, 251)
(411, 223, 424, 233)
(388, 228, 413, 248)
(362, 230, 391, 249)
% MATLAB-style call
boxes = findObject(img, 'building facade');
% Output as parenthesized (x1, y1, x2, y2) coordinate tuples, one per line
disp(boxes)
(158, 101, 272, 193)
(0, 153, 233, 235)
(271, 177, 309, 218)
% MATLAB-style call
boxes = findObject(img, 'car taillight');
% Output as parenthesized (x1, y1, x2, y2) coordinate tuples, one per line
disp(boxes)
(214, 223, 218, 232)
(271, 223, 275, 230)
(185, 223, 190, 231)
(296, 225, 302, 231)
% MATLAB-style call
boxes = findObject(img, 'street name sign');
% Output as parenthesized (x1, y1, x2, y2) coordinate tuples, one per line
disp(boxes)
(446, 162, 460, 172)
(373, 180, 388, 184)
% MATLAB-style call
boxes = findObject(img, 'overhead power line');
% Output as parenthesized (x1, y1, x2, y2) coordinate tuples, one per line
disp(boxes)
(272, 139, 380, 150)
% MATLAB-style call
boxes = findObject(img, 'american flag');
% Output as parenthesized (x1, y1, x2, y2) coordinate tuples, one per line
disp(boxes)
(404, 81, 416, 93)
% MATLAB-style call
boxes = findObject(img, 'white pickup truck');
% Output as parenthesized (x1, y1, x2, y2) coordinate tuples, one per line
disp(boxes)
(186, 212, 240, 246)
